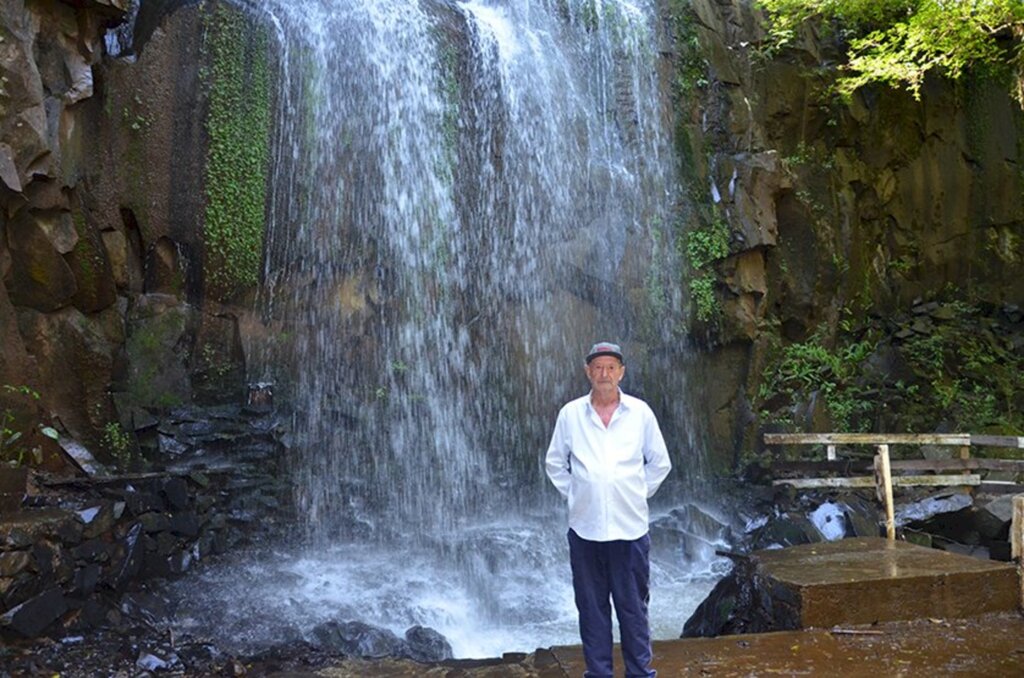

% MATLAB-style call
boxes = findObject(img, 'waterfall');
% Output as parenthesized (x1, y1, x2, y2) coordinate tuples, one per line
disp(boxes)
(173, 0, 727, 658)
(254, 0, 688, 538)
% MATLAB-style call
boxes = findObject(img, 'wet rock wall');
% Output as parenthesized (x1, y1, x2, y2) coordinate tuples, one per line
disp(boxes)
(0, 0, 269, 469)
(669, 0, 1024, 469)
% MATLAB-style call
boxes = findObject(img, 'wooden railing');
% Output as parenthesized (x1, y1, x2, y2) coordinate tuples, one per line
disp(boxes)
(763, 433, 1024, 541)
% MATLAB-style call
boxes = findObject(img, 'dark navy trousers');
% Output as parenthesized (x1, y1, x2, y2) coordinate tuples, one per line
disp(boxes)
(568, 529, 655, 678)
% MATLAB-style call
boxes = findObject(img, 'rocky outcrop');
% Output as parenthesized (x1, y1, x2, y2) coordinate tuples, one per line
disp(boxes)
(0, 402, 288, 640)
(675, 0, 1024, 469)
(0, 1, 269, 467)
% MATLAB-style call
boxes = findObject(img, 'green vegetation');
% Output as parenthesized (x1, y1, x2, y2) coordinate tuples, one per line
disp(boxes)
(757, 0, 1024, 104)
(1, 385, 58, 467)
(757, 299, 1024, 447)
(201, 4, 272, 300)
(898, 300, 1023, 434)
(101, 421, 133, 470)
(684, 213, 730, 322)
(757, 323, 879, 433)
(667, 0, 710, 101)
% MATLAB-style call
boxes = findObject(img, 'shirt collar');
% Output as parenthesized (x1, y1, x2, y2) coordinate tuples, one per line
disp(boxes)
(586, 389, 628, 412)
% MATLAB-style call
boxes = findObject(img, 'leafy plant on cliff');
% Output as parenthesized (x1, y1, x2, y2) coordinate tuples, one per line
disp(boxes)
(201, 4, 273, 300)
(758, 0, 1024, 105)
(758, 328, 878, 432)
(684, 213, 730, 322)
(896, 300, 1024, 434)
(101, 421, 133, 470)
(757, 300, 1024, 445)
(0, 385, 58, 467)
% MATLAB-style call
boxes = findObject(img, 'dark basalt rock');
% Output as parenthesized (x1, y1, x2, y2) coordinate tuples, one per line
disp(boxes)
(120, 590, 173, 628)
(110, 522, 144, 591)
(405, 624, 454, 662)
(161, 477, 190, 510)
(0, 587, 68, 637)
(681, 556, 791, 638)
(312, 619, 409, 659)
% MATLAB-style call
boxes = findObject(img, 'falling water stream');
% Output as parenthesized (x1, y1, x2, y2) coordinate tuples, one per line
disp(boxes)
(170, 0, 731, 658)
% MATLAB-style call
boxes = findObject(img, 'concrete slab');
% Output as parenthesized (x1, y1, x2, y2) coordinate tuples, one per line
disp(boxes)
(550, 612, 1024, 677)
(755, 537, 1018, 627)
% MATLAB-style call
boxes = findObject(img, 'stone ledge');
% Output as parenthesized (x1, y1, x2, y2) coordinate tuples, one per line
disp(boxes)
(756, 537, 1019, 627)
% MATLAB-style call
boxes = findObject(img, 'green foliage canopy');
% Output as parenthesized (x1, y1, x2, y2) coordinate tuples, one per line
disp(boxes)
(758, 0, 1024, 103)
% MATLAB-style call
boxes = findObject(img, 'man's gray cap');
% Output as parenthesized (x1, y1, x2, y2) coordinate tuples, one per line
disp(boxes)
(586, 341, 623, 364)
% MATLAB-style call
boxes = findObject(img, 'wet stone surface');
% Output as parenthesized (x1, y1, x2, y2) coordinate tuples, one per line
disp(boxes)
(7, 612, 1023, 677)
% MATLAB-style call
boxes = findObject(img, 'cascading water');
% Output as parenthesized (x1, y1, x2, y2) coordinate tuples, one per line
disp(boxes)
(170, 0, 732, 658)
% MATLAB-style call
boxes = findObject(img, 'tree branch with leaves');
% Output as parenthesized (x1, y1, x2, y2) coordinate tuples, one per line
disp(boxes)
(758, 0, 1024, 105)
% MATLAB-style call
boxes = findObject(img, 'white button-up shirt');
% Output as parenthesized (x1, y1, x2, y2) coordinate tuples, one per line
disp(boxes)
(545, 390, 672, 542)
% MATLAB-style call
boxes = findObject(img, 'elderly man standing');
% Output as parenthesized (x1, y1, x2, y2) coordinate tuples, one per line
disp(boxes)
(545, 341, 672, 678)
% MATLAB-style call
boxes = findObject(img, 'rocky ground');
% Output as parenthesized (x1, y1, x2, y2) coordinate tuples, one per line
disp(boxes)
(6, 612, 1024, 677)
(1, 628, 558, 677)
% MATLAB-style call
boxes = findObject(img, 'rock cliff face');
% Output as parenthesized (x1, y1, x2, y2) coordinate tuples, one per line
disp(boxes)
(1, 0, 1021, 476)
(0, 0, 265, 468)
(674, 0, 1024, 469)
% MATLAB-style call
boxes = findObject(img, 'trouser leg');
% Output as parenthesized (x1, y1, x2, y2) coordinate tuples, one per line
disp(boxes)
(568, 529, 613, 678)
(609, 533, 654, 678)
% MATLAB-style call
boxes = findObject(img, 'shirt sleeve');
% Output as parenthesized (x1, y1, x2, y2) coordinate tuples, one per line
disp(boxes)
(643, 407, 671, 498)
(544, 409, 571, 499)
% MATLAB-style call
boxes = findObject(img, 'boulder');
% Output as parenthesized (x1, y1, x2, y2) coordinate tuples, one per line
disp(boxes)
(65, 214, 117, 313)
(120, 590, 173, 627)
(0, 587, 67, 637)
(748, 511, 823, 550)
(404, 625, 453, 662)
(109, 522, 143, 591)
(895, 491, 973, 527)
(4, 210, 78, 311)
(681, 554, 797, 638)
(122, 294, 194, 410)
(15, 306, 119, 452)
(311, 619, 409, 659)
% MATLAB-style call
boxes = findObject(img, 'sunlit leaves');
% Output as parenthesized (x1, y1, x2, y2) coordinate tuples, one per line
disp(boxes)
(758, 0, 1024, 104)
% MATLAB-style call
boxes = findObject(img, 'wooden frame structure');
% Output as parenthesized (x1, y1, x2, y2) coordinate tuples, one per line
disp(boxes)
(763, 433, 1024, 541)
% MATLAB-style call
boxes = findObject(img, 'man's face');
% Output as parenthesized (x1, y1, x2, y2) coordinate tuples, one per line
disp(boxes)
(586, 355, 624, 391)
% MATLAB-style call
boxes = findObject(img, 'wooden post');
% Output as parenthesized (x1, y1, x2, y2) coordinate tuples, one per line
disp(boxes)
(827, 444, 837, 461)
(1013, 495, 1024, 561)
(874, 444, 896, 541)
(1013, 495, 1023, 611)
(959, 445, 971, 477)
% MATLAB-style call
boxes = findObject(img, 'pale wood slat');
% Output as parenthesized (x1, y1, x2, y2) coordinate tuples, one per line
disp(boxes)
(771, 474, 981, 489)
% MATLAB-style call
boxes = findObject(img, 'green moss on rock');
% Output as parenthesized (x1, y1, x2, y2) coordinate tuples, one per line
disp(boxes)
(201, 3, 272, 301)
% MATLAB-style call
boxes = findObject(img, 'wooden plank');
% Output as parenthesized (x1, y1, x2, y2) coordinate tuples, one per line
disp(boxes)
(764, 433, 970, 446)
(772, 474, 982, 489)
(876, 445, 896, 541)
(980, 482, 1024, 495)
(971, 435, 1024, 449)
(773, 476, 878, 489)
(890, 459, 1024, 472)
(772, 459, 1024, 475)
(772, 460, 872, 475)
